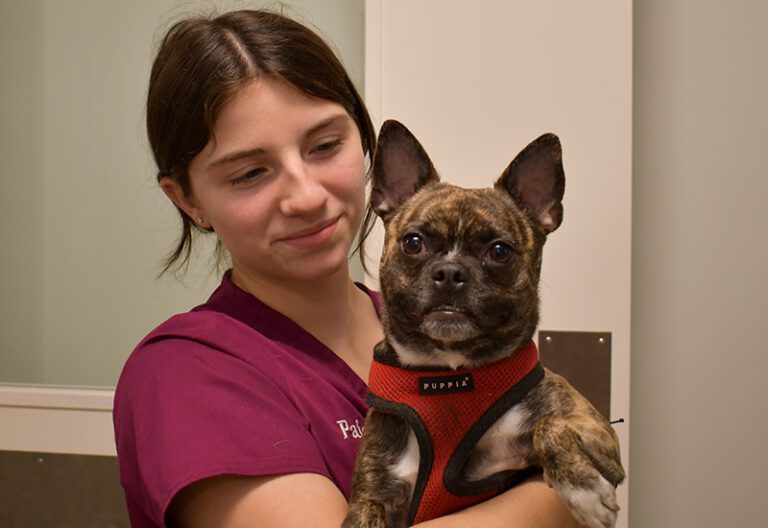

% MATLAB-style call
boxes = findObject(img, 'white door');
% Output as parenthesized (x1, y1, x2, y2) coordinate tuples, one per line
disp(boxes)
(365, 1, 632, 524)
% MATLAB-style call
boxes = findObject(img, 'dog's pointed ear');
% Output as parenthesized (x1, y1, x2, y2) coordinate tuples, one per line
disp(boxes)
(495, 133, 565, 233)
(371, 120, 440, 221)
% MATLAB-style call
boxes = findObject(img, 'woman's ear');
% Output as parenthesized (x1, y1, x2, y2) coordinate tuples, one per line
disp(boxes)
(160, 178, 209, 229)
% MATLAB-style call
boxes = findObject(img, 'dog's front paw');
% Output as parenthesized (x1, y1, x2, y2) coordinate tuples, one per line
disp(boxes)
(552, 473, 619, 528)
(534, 416, 622, 528)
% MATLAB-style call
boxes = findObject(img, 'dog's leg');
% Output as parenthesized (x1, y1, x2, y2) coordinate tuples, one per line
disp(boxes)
(528, 372, 625, 528)
(461, 405, 534, 482)
(344, 409, 415, 528)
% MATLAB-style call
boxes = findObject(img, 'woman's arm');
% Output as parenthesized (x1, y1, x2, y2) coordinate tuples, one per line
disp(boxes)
(169, 473, 581, 528)
(168, 473, 349, 528)
(414, 475, 583, 528)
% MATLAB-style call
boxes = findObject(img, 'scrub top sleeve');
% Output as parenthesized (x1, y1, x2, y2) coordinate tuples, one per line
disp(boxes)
(114, 336, 329, 526)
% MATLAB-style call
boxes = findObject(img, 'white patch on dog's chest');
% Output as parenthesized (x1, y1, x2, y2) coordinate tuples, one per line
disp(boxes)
(390, 338, 468, 370)
(465, 405, 533, 481)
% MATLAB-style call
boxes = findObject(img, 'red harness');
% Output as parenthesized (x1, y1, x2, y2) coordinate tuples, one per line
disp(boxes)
(368, 341, 544, 525)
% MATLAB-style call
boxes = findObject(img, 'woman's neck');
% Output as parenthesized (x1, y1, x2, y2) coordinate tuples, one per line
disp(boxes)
(230, 263, 363, 337)
(230, 262, 382, 383)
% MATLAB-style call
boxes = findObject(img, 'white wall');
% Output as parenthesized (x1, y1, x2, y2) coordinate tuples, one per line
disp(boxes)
(366, 1, 632, 525)
(631, 1, 768, 526)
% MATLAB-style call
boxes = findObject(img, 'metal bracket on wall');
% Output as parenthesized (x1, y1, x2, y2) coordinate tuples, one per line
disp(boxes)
(538, 330, 612, 419)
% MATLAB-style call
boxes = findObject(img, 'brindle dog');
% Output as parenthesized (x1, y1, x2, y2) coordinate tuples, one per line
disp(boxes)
(343, 121, 624, 528)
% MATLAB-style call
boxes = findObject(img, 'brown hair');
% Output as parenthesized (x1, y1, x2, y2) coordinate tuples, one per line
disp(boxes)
(147, 9, 377, 274)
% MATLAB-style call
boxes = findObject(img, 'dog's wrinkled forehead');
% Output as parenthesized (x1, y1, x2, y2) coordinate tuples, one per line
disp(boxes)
(386, 182, 534, 252)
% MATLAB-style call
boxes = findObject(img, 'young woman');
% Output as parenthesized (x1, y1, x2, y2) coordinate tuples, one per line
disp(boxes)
(113, 9, 580, 528)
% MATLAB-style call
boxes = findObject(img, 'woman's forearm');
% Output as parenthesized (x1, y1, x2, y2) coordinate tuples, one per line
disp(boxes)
(413, 475, 582, 528)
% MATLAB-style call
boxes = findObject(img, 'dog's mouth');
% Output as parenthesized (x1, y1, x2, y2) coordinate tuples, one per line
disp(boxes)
(418, 304, 508, 325)
(410, 302, 513, 344)
(417, 306, 480, 343)
(423, 305, 470, 322)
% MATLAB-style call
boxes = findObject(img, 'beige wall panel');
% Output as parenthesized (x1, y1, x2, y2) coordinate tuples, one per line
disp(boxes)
(632, 1, 768, 526)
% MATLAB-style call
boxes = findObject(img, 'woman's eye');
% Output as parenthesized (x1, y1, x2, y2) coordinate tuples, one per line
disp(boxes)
(486, 242, 514, 263)
(401, 233, 424, 255)
(313, 139, 342, 155)
(230, 168, 265, 186)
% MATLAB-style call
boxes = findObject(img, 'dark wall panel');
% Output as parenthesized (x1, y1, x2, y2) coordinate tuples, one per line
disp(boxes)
(0, 451, 129, 527)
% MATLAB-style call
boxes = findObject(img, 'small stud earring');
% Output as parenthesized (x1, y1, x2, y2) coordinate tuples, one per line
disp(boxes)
(197, 217, 204, 226)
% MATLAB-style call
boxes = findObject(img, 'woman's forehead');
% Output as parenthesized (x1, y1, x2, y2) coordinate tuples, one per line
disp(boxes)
(198, 78, 354, 163)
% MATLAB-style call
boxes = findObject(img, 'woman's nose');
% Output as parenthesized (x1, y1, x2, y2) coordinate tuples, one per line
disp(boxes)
(278, 161, 329, 217)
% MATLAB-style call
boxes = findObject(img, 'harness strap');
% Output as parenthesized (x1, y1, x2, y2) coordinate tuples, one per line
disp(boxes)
(368, 341, 543, 524)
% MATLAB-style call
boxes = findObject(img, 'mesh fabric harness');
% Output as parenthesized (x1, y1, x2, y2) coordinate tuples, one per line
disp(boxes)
(367, 340, 545, 525)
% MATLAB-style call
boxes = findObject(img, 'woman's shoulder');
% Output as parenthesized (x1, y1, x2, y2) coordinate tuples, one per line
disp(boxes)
(119, 308, 261, 382)
(127, 309, 238, 357)
(141, 308, 245, 343)
(128, 272, 269, 359)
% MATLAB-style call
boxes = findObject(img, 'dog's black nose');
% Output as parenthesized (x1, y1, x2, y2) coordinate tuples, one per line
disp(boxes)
(432, 262, 470, 289)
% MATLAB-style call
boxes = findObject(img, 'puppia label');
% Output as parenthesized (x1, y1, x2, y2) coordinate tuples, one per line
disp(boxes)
(419, 373, 474, 395)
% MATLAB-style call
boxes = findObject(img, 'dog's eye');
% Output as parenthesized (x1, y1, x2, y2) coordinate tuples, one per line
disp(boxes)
(402, 233, 424, 255)
(487, 242, 514, 263)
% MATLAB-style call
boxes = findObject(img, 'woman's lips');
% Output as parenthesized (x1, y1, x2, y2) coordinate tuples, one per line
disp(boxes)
(279, 217, 340, 249)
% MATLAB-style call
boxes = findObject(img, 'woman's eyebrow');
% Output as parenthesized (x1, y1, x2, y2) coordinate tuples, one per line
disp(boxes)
(208, 146, 266, 169)
(304, 113, 350, 138)
(207, 113, 350, 170)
